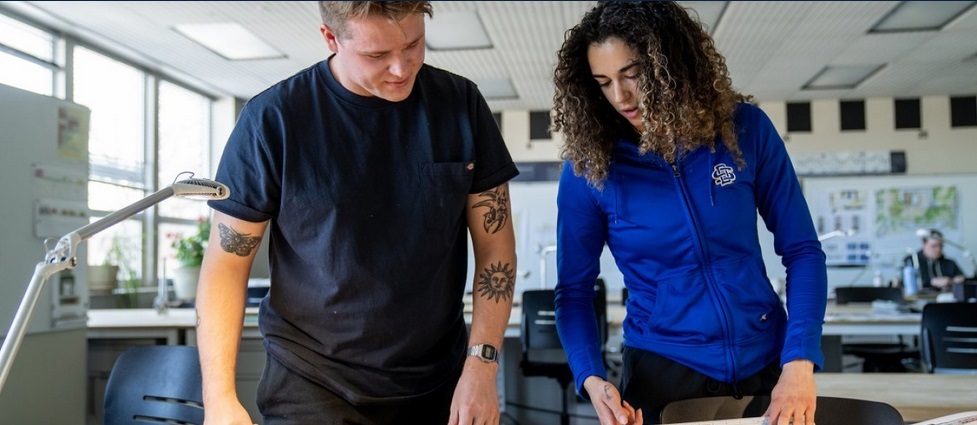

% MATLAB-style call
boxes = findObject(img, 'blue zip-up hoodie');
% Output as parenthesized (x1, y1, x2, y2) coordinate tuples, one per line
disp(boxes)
(554, 103, 827, 396)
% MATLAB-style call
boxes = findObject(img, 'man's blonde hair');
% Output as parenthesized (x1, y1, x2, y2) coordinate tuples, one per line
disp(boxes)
(319, 2, 433, 40)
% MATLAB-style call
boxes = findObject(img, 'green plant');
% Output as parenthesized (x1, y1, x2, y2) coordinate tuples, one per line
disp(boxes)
(171, 218, 210, 268)
(103, 233, 142, 307)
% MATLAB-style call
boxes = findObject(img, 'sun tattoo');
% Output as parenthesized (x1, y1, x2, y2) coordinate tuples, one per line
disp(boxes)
(477, 261, 515, 303)
(472, 186, 509, 234)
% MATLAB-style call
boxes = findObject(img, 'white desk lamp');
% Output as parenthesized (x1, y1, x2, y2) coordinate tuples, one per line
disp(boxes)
(818, 228, 855, 242)
(0, 174, 229, 394)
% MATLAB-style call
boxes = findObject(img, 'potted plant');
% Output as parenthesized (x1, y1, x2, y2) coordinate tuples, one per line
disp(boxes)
(88, 261, 119, 293)
(169, 217, 210, 301)
(93, 233, 141, 307)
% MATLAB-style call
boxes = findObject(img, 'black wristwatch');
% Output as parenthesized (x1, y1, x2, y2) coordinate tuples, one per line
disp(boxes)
(467, 343, 499, 363)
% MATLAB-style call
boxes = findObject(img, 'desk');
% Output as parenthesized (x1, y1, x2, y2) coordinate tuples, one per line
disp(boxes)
(823, 304, 921, 336)
(815, 373, 977, 423)
(820, 304, 922, 372)
(89, 307, 952, 424)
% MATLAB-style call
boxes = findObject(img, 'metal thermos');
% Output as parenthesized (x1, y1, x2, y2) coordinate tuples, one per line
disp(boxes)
(902, 265, 918, 296)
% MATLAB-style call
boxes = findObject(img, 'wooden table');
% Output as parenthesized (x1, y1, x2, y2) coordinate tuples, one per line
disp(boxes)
(822, 304, 921, 336)
(815, 373, 977, 423)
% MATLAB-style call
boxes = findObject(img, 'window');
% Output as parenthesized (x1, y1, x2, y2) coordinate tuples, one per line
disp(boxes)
(786, 102, 812, 133)
(158, 81, 210, 221)
(529, 110, 552, 140)
(74, 46, 213, 291)
(894, 98, 921, 129)
(74, 46, 147, 284)
(157, 81, 212, 280)
(950, 96, 977, 128)
(840, 100, 866, 131)
(0, 13, 57, 96)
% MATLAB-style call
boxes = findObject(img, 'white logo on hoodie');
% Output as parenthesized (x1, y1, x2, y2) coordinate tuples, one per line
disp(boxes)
(712, 163, 736, 186)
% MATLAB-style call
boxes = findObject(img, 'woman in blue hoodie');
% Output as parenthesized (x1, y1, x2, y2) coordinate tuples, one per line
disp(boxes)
(551, 2, 827, 425)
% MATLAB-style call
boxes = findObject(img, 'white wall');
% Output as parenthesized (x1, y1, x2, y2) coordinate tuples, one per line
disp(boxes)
(760, 97, 977, 175)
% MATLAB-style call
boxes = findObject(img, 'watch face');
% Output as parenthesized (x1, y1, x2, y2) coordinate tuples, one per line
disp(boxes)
(480, 344, 497, 360)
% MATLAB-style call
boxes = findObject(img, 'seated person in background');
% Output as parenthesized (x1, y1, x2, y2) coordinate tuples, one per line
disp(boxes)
(905, 229, 965, 291)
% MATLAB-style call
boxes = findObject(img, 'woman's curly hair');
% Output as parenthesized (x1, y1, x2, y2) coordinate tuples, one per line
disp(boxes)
(553, 1, 749, 188)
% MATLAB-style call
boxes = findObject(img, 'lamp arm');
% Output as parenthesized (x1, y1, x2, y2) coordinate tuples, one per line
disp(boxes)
(817, 229, 855, 242)
(0, 261, 71, 393)
(538, 244, 557, 289)
(0, 183, 190, 394)
(908, 248, 920, 270)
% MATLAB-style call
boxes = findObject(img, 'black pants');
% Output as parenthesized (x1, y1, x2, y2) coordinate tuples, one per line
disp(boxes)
(620, 347, 782, 424)
(257, 354, 461, 425)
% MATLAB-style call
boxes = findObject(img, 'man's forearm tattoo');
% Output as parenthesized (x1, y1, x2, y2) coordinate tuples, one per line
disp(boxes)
(217, 223, 261, 256)
(603, 384, 613, 400)
(477, 261, 515, 303)
(472, 185, 509, 234)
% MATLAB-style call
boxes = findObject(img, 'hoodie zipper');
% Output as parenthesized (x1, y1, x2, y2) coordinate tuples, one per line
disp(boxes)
(666, 157, 739, 383)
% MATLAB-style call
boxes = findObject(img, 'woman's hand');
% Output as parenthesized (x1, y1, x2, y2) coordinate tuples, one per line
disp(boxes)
(582, 376, 643, 425)
(764, 360, 817, 425)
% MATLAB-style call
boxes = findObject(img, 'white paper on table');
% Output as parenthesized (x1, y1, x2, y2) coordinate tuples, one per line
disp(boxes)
(912, 412, 977, 425)
(669, 418, 767, 425)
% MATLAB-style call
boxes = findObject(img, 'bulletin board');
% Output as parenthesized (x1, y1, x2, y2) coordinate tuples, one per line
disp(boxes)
(802, 174, 977, 272)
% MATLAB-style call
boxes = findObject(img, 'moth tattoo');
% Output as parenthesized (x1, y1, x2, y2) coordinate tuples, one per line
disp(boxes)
(218, 223, 261, 257)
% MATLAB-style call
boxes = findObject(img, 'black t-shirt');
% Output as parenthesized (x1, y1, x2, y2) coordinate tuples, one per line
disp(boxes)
(209, 57, 518, 404)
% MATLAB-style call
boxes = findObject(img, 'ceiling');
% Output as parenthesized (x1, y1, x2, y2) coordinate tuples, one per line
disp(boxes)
(4, 1, 977, 111)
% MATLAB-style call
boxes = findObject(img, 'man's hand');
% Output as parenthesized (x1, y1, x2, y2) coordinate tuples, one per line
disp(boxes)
(764, 360, 817, 425)
(931, 276, 952, 289)
(582, 376, 643, 425)
(202, 400, 255, 425)
(448, 358, 499, 425)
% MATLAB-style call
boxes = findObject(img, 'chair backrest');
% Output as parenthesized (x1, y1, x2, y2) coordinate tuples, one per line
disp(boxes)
(595, 278, 608, 349)
(521, 279, 608, 364)
(661, 395, 904, 425)
(835, 286, 905, 305)
(920, 302, 977, 374)
(521, 289, 563, 363)
(104, 345, 204, 425)
(953, 281, 977, 302)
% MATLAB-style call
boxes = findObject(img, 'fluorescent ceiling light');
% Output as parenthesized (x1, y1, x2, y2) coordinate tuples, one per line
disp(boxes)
(803, 64, 885, 90)
(870, 1, 976, 33)
(476, 78, 518, 100)
(426, 11, 492, 51)
(683, 1, 728, 34)
(173, 22, 285, 61)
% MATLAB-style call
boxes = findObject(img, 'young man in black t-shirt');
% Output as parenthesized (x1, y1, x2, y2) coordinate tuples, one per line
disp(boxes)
(197, 3, 519, 424)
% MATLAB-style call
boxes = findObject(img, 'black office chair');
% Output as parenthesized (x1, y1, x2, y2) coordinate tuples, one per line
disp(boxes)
(660, 395, 904, 425)
(104, 345, 204, 425)
(834, 286, 919, 372)
(920, 302, 977, 374)
(520, 279, 607, 425)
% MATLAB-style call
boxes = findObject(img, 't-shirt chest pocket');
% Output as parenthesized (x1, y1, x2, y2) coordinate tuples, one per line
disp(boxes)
(421, 161, 474, 230)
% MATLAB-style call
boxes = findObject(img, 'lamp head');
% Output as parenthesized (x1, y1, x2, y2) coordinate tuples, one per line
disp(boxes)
(916, 228, 943, 242)
(171, 178, 230, 200)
